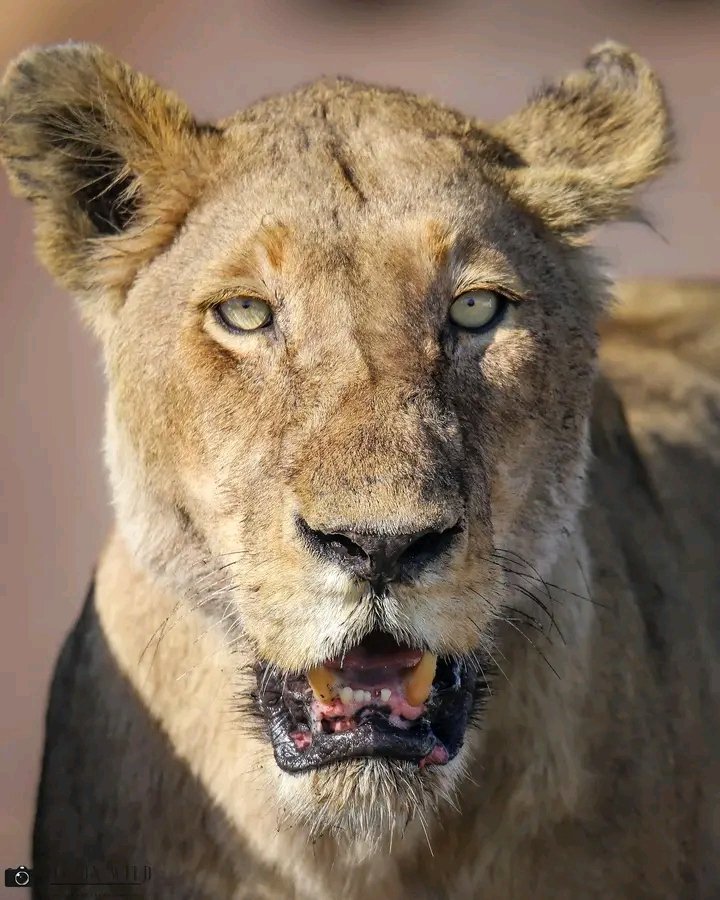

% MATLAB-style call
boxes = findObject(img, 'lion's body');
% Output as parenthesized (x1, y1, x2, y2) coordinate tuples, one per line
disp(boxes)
(1, 41, 717, 900)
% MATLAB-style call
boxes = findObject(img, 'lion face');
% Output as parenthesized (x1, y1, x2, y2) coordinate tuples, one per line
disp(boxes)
(101, 112, 599, 838)
(0, 43, 671, 847)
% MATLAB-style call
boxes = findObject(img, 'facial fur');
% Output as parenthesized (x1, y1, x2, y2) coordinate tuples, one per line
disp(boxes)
(0, 42, 672, 849)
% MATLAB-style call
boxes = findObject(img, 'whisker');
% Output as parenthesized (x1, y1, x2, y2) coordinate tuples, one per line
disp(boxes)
(468, 616, 509, 684)
(138, 599, 181, 668)
(500, 604, 544, 633)
(499, 615, 561, 680)
(511, 584, 566, 645)
(488, 548, 606, 609)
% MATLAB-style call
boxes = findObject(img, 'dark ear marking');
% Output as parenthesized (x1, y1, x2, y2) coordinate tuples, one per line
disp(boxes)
(38, 105, 139, 235)
(194, 121, 224, 137)
(72, 145, 137, 235)
(585, 42, 639, 83)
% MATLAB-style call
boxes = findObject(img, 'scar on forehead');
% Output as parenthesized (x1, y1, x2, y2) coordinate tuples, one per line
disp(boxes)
(328, 140, 367, 204)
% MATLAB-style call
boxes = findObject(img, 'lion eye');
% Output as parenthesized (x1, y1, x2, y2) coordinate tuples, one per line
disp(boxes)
(449, 289, 506, 332)
(214, 297, 272, 332)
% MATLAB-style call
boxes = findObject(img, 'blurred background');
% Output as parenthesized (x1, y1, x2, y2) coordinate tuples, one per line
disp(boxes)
(1, 0, 718, 881)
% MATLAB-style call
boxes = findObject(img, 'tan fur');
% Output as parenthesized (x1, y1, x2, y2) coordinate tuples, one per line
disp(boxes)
(1, 41, 717, 898)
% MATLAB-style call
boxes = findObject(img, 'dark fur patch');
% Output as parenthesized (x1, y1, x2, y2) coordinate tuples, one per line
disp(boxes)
(71, 145, 137, 235)
(40, 105, 138, 234)
(586, 45, 638, 84)
(327, 139, 367, 203)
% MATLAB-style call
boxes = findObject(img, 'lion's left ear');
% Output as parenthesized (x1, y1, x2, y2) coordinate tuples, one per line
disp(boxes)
(0, 42, 223, 302)
(493, 42, 674, 234)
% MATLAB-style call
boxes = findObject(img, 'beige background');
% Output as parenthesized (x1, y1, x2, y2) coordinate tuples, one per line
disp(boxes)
(1, 0, 718, 883)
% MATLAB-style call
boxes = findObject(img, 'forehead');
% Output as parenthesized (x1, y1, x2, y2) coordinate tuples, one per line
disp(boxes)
(209, 77, 522, 230)
(184, 87, 536, 294)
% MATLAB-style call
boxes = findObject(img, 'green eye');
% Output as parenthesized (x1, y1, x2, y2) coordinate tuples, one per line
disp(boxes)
(449, 289, 506, 332)
(214, 297, 272, 332)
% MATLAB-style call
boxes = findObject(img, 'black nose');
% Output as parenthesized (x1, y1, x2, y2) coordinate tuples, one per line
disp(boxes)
(296, 516, 463, 588)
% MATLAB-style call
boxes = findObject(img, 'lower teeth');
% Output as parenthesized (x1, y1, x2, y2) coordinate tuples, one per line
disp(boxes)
(336, 685, 392, 706)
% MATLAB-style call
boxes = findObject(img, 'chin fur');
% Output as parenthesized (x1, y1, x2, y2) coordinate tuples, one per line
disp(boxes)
(274, 751, 469, 863)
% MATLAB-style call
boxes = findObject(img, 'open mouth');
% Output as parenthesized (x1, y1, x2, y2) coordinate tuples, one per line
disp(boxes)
(254, 630, 484, 773)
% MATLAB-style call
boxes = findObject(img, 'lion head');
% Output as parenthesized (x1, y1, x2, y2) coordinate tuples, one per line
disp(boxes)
(0, 41, 671, 853)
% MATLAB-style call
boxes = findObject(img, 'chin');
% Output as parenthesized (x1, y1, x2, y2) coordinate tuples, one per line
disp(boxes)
(275, 751, 470, 862)
(251, 627, 489, 860)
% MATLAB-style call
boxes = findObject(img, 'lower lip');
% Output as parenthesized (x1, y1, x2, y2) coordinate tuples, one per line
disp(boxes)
(256, 656, 481, 773)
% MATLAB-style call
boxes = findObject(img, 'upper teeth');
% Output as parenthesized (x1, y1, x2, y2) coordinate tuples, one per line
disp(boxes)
(306, 651, 438, 708)
(403, 652, 437, 706)
(307, 665, 335, 702)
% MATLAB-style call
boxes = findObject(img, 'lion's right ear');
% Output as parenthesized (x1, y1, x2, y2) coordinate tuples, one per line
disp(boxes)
(0, 43, 222, 303)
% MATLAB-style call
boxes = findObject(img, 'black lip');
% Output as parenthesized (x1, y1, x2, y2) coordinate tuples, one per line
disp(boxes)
(255, 656, 484, 773)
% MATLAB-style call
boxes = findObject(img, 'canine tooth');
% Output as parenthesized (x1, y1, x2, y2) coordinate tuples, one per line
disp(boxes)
(404, 652, 437, 706)
(354, 689, 366, 702)
(380, 688, 391, 702)
(307, 666, 336, 702)
(340, 686, 354, 704)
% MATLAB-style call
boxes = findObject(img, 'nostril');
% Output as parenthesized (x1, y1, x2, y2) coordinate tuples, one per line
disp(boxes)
(296, 517, 369, 562)
(321, 532, 367, 559)
(397, 522, 464, 568)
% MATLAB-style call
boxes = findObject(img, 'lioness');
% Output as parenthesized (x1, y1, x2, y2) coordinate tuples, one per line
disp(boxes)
(1, 40, 718, 899)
